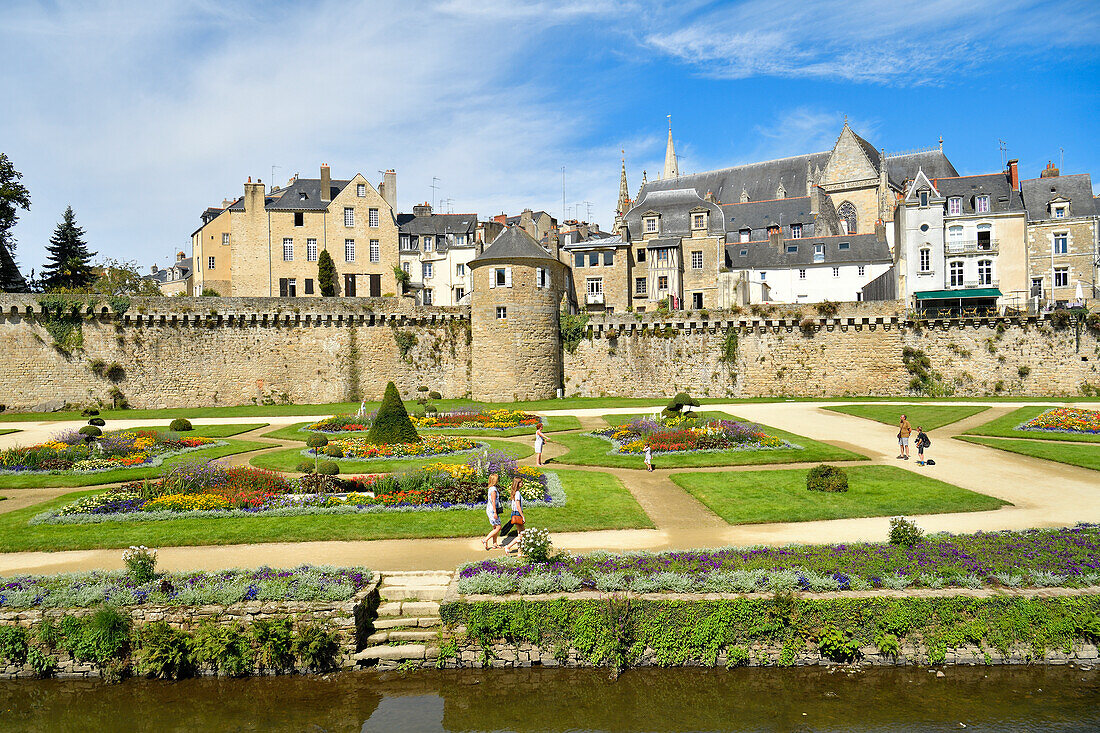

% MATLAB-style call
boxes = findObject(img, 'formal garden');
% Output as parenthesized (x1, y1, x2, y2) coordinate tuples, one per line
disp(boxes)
(958, 405, 1100, 471)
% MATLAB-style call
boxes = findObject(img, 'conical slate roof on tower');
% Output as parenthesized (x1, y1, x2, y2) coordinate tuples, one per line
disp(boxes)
(470, 225, 559, 265)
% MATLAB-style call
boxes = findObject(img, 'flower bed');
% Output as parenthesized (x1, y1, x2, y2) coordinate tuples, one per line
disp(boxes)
(592, 416, 791, 455)
(1019, 407, 1100, 436)
(305, 414, 375, 433)
(457, 525, 1100, 595)
(303, 434, 478, 460)
(0, 429, 219, 475)
(0, 565, 371, 608)
(411, 408, 541, 430)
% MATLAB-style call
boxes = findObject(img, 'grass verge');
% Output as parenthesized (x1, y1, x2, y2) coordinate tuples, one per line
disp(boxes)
(249, 438, 533, 474)
(963, 406, 1100, 444)
(0, 469, 652, 551)
(956, 436, 1100, 471)
(822, 405, 990, 431)
(0, 429, 19, 437)
(262, 415, 582, 442)
(672, 464, 1008, 525)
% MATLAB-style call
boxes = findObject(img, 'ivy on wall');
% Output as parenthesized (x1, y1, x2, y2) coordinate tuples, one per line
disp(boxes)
(35, 295, 97, 354)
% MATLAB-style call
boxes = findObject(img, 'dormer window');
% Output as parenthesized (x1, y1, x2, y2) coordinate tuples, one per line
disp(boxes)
(1054, 204, 1068, 218)
(919, 190, 929, 207)
(838, 242, 850, 251)
(975, 195, 990, 213)
(644, 216, 658, 233)
(691, 212, 707, 230)
(299, 192, 307, 201)
(790, 223, 802, 238)
(786, 245, 798, 254)
(948, 197, 961, 215)
(813, 243, 824, 263)
(739, 229, 750, 243)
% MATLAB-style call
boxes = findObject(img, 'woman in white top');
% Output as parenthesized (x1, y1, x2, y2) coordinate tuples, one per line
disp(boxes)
(482, 473, 503, 550)
(534, 424, 549, 466)
(504, 477, 525, 555)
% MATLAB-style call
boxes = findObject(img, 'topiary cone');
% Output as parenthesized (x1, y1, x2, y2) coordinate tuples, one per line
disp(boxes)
(366, 382, 420, 445)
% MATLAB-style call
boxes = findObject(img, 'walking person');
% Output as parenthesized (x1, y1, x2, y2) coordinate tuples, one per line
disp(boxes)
(534, 423, 549, 466)
(482, 473, 503, 550)
(644, 443, 654, 472)
(504, 477, 526, 555)
(897, 415, 912, 460)
(915, 427, 932, 466)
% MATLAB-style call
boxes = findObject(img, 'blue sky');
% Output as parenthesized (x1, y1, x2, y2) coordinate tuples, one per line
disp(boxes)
(2, 0, 1098, 274)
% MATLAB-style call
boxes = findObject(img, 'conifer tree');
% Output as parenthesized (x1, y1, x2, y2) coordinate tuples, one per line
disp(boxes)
(366, 382, 420, 445)
(0, 153, 30, 292)
(317, 249, 336, 296)
(42, 206, 96, 291)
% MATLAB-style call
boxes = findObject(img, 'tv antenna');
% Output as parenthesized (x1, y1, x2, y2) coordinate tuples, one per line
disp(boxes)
(271, 165, 281, 189)
(998, 140, 1007, 168)
(561, 167, 567, 224)
(431, 177, 440, 209)
(581, 201, 593, 222)
(1060, 147, 1064, 172)
(440, 197, 454, 214)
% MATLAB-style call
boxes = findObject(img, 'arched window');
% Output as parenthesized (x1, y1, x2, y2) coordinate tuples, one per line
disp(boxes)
(837, 201, 857, 235)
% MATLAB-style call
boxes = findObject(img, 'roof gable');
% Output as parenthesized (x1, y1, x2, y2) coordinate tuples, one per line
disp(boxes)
(470, 225, 559, 265)
(904, 169, 941, 203)
(822, 124, 880, 184)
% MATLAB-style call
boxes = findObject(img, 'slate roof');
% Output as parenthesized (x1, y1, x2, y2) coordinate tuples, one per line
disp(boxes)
(852, 131, 882, 173)
(887, 150, 958, 188)
(640, 151, 830, 204)
(505, 210, 552, 225)
(560, 234, 625, 251)
(933, 173, 1025, 215)
(470, 226, 559, 265)
(1020, 174, 1098, 221)
(624, 188, 725, 239)
(725, 233, 890, 269)
(227, 178, 351, 212)
(721, 196, 815, 236)
(397, 213, 476, 236)
(644, 237, 683, 250)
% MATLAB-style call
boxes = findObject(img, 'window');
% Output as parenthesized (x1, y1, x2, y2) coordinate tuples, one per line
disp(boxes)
(1054, 233, 1068, 254)
(357, 184, 366, 197)
(287, 278, 296, 297)
(1055, 267, 1069, 287)
(423, 288, 432, 305)
(977, 224, 992, 249)
(919, 190, 929, 207)
(919, 248, 931, 273)
(636, 248, 645, 262)
(400, 235, 411, 249)
(645, 217, 657, 233)
(294, 212, 304, 227)
(368, 208, 379, 227)
(283, 238, 293, 261)
(692, 213, 706, 229)
(813, 244, 824, 263)
(423, 236, 433, 252)
(949, 261, 964, 287)
(536, 267, 549, 288)
(1031, 277, 1043, 296)
(496, 306, 507, 320)
(691, 251, 703, 269)
(1054, 205, 1067, 219)
(304, 278, 314, 295)
(306, 239, 318, 262)
(369, 239, 380, 263)
(978, 259, 993, 285)
(837, 201, 857, 235)
(402, 262, 410, 274)
(948, 197, 961, 215)
(791, 223, 802, 238)
(344, 208, 354, 226)
(786, 245, 798, 254)
(344, 239, 355, 262)
(838, 242, 850, 250)
(832, 266, 840, 277)
(739, 229, 750, 243)
(975, 196, 990, 213)
(220, 233, 230, 246)
(455, 234, 466, 245)
(586, 278, 603, 294)
(573, 253, 584, 268)
(603, 251, 614, 266)
(739, 249, 747, 256)
(343, 274, 356, 297)
(657, 275, 668, 290)
(455, 287, 465, 301)
(655, 249, 669, 265)
(207, 256, 215, 270)
(635, 277, 647, 295)
(493, 267, 511, 287)
(798, 269, 806, 280)
(920, 223, 929, 232)
(760, 272, 766, 280)
(948, 225, 964, 243)
(456, 263, 465, 277)
(858, 265, 866, 277)
(692, 292, 703, 309)
(422, 262, 433, 279)
(588, 252, 599, 267)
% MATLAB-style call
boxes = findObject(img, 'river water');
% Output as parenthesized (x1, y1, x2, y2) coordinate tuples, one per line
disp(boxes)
(0, 666, 1097, 732)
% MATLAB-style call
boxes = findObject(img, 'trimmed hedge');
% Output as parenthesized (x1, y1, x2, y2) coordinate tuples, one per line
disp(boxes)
(366, 381, 420, 445)
(169, 418, 193, 432)
(806, 464, 848, 492)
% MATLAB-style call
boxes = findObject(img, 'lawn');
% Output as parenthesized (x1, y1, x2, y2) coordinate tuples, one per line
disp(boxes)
(0, 469, 652, 552)
(249, 437, 533, 474)
(261, 415, 581, 442)
(551, 418, 867, 469)
(963, 407, 1100, 444)
(0, 429, 18, 437)
(672, 465, 1009, 525)
(956, 436, 1100, 472)
(822, 405, 990, 431)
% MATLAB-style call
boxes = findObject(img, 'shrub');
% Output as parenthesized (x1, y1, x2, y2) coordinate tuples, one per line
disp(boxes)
(799, 317, 817, 335)
(81, 407, 100, 417)
(78, 425, 102, 437)
(816, 300, 839, 317)
(297, 473, 337, 493)
(295, 460, 315, 473)
(1086, 311, 1100, 332)
(0, 626, 28, 665)
(123, 546, 158, 584)
(134, 621, 192, 679)
(818, 627, 859, 661)
(889, 517, 924, 546)
(294, 621, 339, 672)
(251, 618, 296, 673)
(1018, 365, 1031, 379)
(428, 390, 442, 400)
(168, 418, 193, 432)
(665, 392, 700, 416)
(88, 417, 106, 426)
(518, 527, 553, 562)
(317, 461, 340, 476)
(104, 363, 125, 382)
(305, 433, 329, 449)
(317, 250, 337, 296)
(191, 622, 253, 677)
(806, 464, 848, 492)
(1049, 309, 1071, 330)
(366, 382, 420, 445)
(875, 632, 900, 658)
(323, 445, 344, 458)
(69, 607, 131, 666)
(89, 358, 106, 377)
(27, 647, 57, 678)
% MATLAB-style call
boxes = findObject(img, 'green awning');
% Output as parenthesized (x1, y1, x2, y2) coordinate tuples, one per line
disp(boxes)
(915, 288, 1001, 300)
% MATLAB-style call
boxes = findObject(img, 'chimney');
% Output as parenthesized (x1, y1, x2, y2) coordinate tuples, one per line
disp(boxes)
(1040, 160, 1059, 179)
(380, 169, 397, 212)
(243, 178, 265, 213)
(1007, 159, 1020, 190)
(810, 185, 820, 216)
(493, 213, 507, 225)
(768, 225, 782, 248)
(320, 164, 331, 202)
(412, 201, 432, 217)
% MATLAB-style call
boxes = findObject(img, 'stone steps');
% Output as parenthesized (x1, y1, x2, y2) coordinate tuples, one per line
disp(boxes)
(357, 571, 451, 667)
(366, 629, 439, 645)
(354, 644, 438, 663)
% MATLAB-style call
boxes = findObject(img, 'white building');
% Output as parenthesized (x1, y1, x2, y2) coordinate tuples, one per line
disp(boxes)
(397, 203, 478, 306)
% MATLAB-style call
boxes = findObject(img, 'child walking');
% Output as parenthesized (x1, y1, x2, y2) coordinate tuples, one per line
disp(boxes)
(915, 427, 932, 466)
(644, 443, 654, 472)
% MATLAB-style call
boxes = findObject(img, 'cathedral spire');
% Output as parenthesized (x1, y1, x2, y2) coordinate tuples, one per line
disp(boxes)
(616, 149, 630, 219)
(663, 115, 678, 179)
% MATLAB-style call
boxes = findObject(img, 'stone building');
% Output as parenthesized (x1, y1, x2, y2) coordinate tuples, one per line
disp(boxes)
(191, 165, 400, 298)
(144, 252, 193, 296)
(468, 226, 568, 401)
(1021, 163, 1099, 306)
(397, 203, 479, 306)
(494, 209, 557, 243)
(561, 233, 631, 312)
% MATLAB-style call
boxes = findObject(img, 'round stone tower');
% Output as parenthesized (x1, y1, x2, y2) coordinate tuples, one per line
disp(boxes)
(468, 226, 568, 402)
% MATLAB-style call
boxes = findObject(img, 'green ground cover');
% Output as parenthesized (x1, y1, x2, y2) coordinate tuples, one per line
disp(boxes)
(963, 407, 1100, 444)
(552, 419, 867, 469)
(0, 428, 18, 436)
(0, 469, 651, 552)
(249, 438, 533, 474)
(956, 436, 1100, 472)
(0, 425, 269, 489)
(601, 411, 735, 426)
(672, 465, 1008, 525)
(822, 405, 990, 431)
(262, 415, 581, 442)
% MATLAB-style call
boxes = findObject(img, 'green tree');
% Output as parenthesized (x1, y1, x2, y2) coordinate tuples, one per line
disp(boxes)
(393, 265, 409, 294)
(42, 206, 96, 292)
(92, 258, 162, 296)
(366, 382, 420, 445)
(317, 249, 336, 296)
(0, 153, 31, 292)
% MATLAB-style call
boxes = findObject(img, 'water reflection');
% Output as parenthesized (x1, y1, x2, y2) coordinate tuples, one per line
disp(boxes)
(0, 666, 1096, 732)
